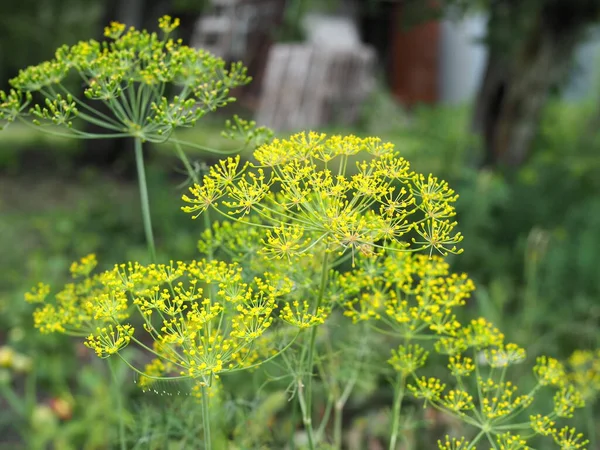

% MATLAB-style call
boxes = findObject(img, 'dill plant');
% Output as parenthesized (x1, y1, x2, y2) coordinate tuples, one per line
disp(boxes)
(26, 132, 592, 449)
(18, 25, 594, 450)
(0, 16, 269, 262)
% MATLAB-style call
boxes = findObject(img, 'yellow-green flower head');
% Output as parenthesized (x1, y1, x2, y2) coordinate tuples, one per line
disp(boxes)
(158, 15, 181, 34)
(435, 336, 469, 356)
(478, 379, 532, 420)
(553, 384, 585, 418)
(24, 283, 51, 304)
(568, 349, 600, 400)
(441, 389, 474, 413)
(448, 354, 475, 377)
(437, 436, 471, 450)
(388, 344, 429, 376)
(553, 426, 589, 450)
(29, 254, 300, 387)
(137, 357, 168, 391)
(534, 356, 567, 387)
(495, 432, 529, 450)
(529, 414, 556, 436)
(85, 324, 135, 358)
(408, 376, 445, 403)
(70, 253, 97, 278)
(484, 343, 526, 368)
(104, 21, 127, 39)
(280, 300, 328, 329)
(339, 245, 474, 334)
(182, 132, 463, 260)
(6, 17, 249, 141)
(0, 89, 31, 127)
(460, 317, 504, 350)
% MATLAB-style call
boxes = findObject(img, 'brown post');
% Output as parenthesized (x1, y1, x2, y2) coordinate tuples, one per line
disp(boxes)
(389, 4, 440, 106)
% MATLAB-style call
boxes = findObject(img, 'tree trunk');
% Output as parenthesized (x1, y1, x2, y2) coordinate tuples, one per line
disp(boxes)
(473, 1, 599, 168)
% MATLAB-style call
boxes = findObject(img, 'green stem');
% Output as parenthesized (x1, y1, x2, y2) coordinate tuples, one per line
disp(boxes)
(586, 403, 597, 450)
(289, 397, 298, 450)
(305, 253, 330, 412)
(389, 374, 405, 450)
(0, 383, 25, 417)
(298, 252, 330, 449)
(333, 354, 362, 449)
(297, 379, 317, 450)
(109, 358, 127, 450)
(174, 140, 213, 262)
(468, 430, 486, 449)
(315, 395, 334, 442)
(173, 139, 199, 183)
(201, 386, 212, 450)
(134, 137, 157, 262)
(485, 431, 499, 450)
(198, 162, 214, 261)
(334, 401, 343, 449)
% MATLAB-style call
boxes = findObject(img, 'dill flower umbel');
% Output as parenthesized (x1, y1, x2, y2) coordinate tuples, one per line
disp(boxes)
(2, 16, 249, 141)
(182, 132, 463, 260)
(26, 255, 302, 388)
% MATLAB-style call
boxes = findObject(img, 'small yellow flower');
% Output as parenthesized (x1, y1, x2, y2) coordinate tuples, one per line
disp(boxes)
(529, 414, 556, 436)
(534, 356, 566, 387)
(441, 389, 474, 413)
(104, 21, 126, 39)
(388, 344, 428, 376)
(553, 426, 589, 450)
(553, 384, 585, 418)
(280, 300, 327, 329)
(158, 15, 180, 34)
(85, 324, 135, 358)
(261, 224, 308, 260)
(437, 436, 471, 450)
(69, 253, 97, 278)
(24, 283, 50, 304)
(448, 354, 475, 377)
(495, 432, 529, 450)
(484, 343, 526, 368)
(408, 376, 445, 402)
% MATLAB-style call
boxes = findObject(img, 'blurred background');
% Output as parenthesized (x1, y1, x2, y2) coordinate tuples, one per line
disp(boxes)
(1, 0, 600, 448)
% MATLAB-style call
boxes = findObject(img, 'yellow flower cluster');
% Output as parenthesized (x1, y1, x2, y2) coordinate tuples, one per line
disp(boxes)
(2, 16, 251, 141)
(437, 436, 470, 450)
(408, 376, 445, 402)
(441, 389, 474, 414)
(26, 254, 316, 388)
(479, 379, 532, 420)
(388, 344, 428, 376)
(24, 282, 51, 304)
(332, 242, 589, 450)
(280, 300, 327, 329)
(85, 324, 135, 358)
(495, 432, 529, 450)
(553, 426, 589, 449)
(0, 346, 33, 373)
(182, 132, 463, 260)
(567, 348, 600, 400)
(190, 210, 586, 450)
(341, 249, 474, 338)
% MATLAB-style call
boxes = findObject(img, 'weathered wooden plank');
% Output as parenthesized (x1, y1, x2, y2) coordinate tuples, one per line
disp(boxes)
(256, 45, 292, 129)
(256, 42, 375, 131)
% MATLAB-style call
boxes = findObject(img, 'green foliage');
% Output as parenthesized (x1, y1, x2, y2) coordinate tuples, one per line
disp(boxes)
(0, 0, 103, 87)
